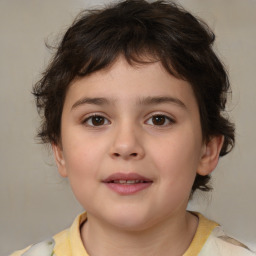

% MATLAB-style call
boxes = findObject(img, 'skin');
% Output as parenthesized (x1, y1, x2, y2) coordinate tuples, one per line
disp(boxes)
(53, 56, 223, 256)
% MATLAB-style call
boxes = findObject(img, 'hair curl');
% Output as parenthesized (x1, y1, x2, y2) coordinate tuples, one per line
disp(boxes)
(33, 0, 235, 194)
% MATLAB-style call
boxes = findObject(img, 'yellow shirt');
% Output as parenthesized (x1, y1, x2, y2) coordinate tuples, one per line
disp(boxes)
(10, 212, 255, 256)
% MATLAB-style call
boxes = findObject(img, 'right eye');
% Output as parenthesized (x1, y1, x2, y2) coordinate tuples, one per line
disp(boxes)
(145, 114, 175, 127)
(83, 115, 110, 127)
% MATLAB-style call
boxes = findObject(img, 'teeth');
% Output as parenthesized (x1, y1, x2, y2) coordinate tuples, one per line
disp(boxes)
(112, 180, 143, 184)
(126, 180, 137, 184)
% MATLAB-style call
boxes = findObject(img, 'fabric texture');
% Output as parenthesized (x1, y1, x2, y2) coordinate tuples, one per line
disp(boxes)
(10, 212, 255, 256)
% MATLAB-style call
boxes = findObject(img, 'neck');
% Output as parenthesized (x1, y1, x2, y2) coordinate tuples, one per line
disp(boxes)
(81, 211, 198, 256)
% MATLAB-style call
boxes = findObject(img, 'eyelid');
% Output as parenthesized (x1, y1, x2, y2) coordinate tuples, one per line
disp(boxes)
(82, 113, 111, 127)
(144, 112, 176, 126)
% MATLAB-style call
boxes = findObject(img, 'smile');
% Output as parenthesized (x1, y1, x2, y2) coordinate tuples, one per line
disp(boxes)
(103, 173, 153, 195)
(111, 180, 150, 184)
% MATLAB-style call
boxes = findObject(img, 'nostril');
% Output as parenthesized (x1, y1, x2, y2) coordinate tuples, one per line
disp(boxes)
(112, 152, 138, 158)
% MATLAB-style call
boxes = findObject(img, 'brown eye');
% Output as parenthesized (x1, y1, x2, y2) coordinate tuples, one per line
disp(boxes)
(84, 115, 110, 127)
(152, 115, 166, 125)
(146, 115, 174, 126)
(91, 116, 105, 126)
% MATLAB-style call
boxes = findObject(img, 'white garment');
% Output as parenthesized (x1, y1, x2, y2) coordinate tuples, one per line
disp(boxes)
(199, 226, 255, 256)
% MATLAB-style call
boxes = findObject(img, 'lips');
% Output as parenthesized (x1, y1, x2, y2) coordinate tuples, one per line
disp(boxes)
(112, 180, 148, 184)
(103, 172, 152, 183)
(103, 172, 153, 195)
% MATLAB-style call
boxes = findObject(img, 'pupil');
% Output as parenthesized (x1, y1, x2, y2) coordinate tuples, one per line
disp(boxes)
(92, 116, 104, 126)
(153, 116, 165, 125)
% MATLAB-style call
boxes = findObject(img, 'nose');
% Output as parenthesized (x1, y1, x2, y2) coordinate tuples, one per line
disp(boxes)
(109, 123, 145, 160)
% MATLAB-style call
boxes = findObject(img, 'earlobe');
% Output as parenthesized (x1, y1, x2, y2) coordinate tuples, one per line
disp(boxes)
(52, 143, 68, 177)
(197, 135, 224, 176)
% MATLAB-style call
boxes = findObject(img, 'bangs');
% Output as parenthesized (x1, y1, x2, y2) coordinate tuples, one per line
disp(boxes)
(58, 6, 183, 79)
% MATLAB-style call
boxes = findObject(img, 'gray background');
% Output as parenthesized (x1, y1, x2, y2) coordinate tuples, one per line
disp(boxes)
(1, 0, 255, 255)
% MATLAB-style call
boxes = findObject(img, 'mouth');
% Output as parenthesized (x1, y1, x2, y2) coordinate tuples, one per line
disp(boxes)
(103, 172, 152, 184)
(110, 180, 151, 184)
(103, 173, 153, 195)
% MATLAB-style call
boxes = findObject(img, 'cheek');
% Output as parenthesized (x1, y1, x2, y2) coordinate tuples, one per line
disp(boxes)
(64, 149, 93, 184)
(62, 128, 107, 173)
(62, 145, 100, 208)
(150, 130, 202, 185)
(61, 134, 109, 201)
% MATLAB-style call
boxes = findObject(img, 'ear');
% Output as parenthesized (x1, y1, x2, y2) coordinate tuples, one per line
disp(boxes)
(197, 135, 224, 176)
(52, 143, 68, 177)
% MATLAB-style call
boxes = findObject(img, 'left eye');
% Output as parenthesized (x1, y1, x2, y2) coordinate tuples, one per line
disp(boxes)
(83, 115, 110, 127)
(146, 115, 174, 126)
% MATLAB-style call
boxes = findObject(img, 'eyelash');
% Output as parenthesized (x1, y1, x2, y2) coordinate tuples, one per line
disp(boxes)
(82, 113, 175, 127)
(145, 114, 175, 127)
(82, 114, 111, 127)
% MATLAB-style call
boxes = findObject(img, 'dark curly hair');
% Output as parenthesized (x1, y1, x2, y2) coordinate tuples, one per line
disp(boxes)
(33, 0, 235, 194)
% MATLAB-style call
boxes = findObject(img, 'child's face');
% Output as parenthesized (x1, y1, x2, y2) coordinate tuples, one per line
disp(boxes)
(53, 56, 213, 231)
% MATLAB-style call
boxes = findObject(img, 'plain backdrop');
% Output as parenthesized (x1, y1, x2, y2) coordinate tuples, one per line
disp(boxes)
(1, 0, 255, 255)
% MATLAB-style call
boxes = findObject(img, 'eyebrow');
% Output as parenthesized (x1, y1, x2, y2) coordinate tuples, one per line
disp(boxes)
(137, 96, 186, 109)
(71, 96, 186, 110)
(72, 97, 111, 109)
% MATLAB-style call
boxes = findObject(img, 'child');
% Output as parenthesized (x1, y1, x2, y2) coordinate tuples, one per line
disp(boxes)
(10, 0, 255, 255)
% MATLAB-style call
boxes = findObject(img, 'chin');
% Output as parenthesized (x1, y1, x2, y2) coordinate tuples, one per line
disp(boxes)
(103, 209, 157, 232)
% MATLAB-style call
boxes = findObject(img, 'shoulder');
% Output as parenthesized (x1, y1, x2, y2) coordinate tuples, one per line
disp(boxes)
(9, 231, 70, 256)
(8, 238, 56, 256)
(9, 212, 87, 256)
(199, 226, 256, 256)
(9, 229, 71, 256)
(185, 212, 255, 256)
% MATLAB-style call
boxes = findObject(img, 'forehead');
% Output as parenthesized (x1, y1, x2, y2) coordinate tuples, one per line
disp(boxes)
(64, 56, 197, 111)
